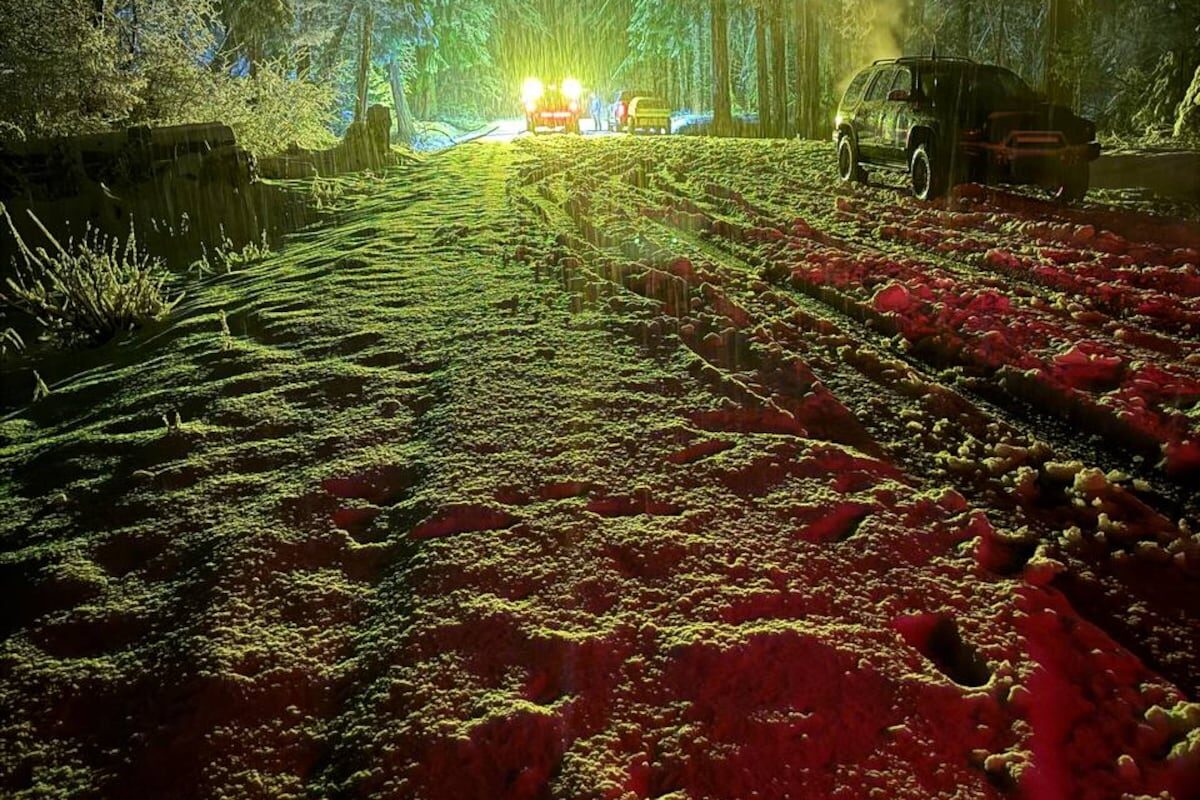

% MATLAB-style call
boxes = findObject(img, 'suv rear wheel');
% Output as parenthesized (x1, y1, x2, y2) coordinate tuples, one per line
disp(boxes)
(837, 135, 866, 184)
(1048, 163, 1089, 204)
(910, 143, 947, 201)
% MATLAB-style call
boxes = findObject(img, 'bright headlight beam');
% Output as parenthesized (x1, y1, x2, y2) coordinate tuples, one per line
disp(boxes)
(522, 77, 544, 104)
(562, 78, 582, 101)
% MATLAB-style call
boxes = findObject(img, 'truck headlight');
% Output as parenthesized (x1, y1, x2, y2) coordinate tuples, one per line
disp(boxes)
(562, 78, 583, 101)
(522, 78, 544, 105)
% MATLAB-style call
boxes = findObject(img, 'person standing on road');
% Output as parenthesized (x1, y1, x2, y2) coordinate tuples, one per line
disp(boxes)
(590, 91, 604, 133)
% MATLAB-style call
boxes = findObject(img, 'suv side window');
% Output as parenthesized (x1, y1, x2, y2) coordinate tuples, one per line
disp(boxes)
(891, 67, 913, 96)
(843, 70, 872, 106)
(864, 68, 895, 103)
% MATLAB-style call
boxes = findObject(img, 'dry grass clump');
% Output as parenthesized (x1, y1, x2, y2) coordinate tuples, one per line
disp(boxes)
(2, 208, 184, 346)
(190, 228, 272, 277)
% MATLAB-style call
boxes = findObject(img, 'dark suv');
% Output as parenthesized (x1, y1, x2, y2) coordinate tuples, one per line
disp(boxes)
(833, 56, 1101, 201)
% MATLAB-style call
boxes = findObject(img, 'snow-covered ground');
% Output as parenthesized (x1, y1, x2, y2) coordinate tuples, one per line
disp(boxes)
(1, 136, 1198, 800)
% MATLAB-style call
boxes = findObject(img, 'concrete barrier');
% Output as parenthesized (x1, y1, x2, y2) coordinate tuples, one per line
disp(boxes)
(1091, 150, 1200, 202)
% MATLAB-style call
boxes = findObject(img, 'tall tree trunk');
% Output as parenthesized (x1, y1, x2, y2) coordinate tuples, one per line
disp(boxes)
(711, 0, 733, 134)
(389, 59, 417, 145)
(128, 0, 140, 56)
(320, 6, 355, 80)
(296, 8, 313, 81)
(248, 41, 263, 77)
(770, 3, 788, 137)
(792, 0, 804, 135)
(669, 58, 678, 109)
(796, 0, 821, 139)
(755, 5, 772, 136)
(354, 6, 375, 122)
(686, 45, 696, 112)
(905, 0, 926, 54)
(829, 2, 843, 105)
(414, 46, 432, 118)
(667, 58, 674, 109)
(1046, 0, 1075, 103)
(959, 0, 973, 57)
(993, 5, 1007, 67)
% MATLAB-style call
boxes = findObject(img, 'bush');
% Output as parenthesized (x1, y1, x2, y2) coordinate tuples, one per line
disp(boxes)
(0, 1, 337, 158)
(0, 0, 143, 137)
(176, 65, 339, 157)
(1097, 52, 1196, 140)
(1, 209, 183, 346)
(115, 2, 339, 157)
(1176, 65, 1200, 143)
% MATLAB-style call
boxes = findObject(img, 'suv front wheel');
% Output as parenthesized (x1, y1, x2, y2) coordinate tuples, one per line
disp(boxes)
(837, 135, 866, 184)
(910, 144, 947, 201)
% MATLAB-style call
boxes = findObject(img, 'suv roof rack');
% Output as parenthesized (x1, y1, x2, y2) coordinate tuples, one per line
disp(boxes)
(872, 55, 977, 65)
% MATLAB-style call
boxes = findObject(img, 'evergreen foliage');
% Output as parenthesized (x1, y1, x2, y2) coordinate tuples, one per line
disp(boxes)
(0, 0, 1197, 149)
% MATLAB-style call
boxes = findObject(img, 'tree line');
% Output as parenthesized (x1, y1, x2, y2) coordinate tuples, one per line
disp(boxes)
(625, 0, 1200, 140)
(1, 0, 1197, 155)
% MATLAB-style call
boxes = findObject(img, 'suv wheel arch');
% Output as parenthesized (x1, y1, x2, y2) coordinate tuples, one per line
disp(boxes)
(906, 126, 936, 165)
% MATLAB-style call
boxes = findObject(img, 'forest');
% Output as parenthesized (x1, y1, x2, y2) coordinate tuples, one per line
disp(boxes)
(3, 0, 1199, 154)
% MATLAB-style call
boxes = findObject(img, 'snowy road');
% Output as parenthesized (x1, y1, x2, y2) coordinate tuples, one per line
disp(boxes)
(479, 117, 623, 142)
(1, 137, 1198, 800)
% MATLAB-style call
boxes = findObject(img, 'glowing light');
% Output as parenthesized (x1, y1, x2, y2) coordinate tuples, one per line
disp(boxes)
(562, 78, 583, 101)
(522, 78, 544, 105)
